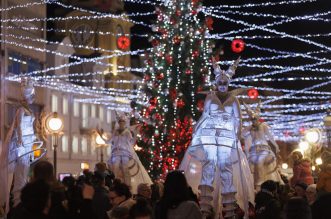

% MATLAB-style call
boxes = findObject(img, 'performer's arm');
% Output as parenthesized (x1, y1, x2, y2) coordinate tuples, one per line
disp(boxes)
(193, 94, 212, 132)
(233, 97, 242, 138)
(242, 127, 252, 156)
(264, 124, 280, 154)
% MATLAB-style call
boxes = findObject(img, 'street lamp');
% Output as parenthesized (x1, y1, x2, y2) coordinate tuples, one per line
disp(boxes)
(299, 141, 309, 151)
(95, 132, 107, 162)
(316, 157, 323, 165)
(305, 128, 321, 145)
(45, 112, 64, 177)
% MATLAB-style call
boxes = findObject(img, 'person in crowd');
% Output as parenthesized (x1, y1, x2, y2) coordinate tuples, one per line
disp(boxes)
(151, 181, 164, 209)
(109, 207, 130, 219)
(129, 198, 152, 219)
(294, 182, 308, 199)
(107, 179, 136, 218)
(31, 160, 69, 219)
(254, 180, 281, 219)
(11, 180, 51, 219)
(154, 170, 202, 219)
(316, 163, 331, 194)
(311, 192, 331, 219)
(290, 151, 314, 187)
(285, 197, 311, 219)
(135, 183, 152, 204)
(306, 184, 317, 205)
(95, 162, 115, 188)
(92, 171, 111, 219)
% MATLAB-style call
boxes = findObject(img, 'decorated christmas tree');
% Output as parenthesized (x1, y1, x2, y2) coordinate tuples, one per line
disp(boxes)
(135, 0, 214, 178)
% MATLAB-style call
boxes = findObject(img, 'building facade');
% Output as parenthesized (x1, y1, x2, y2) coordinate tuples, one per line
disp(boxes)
(0, 0, 138, 177)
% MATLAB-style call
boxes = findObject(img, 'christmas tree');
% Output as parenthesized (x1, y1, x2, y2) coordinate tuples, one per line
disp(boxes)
(135, 0, 214, 178)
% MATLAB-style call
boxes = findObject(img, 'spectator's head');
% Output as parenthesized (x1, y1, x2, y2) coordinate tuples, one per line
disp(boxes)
(62, 176, 75, 188)
(129, 198, 152, 219)
(261, 180, 277, 195)
(295, 182, 308, 198)
(291, 151, 303, 162)
(306, 184, 317, 205)
(92, 171, 106, 186)
(285, 197, 311, 219)
(21, 180, 51, 215)
(311, 193, 331, 219)
(109, 206, 129, 219)
(95, 162, 107, 173)
(162, 170, 189, 206)
(151, 182, 163, 203)
(137, 183, 152, 199)
(109, 179, 132, 207)
(32, 160, 55, 183)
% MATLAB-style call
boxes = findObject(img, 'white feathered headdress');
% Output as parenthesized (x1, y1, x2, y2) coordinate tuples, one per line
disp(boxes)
(213, 57, 241, 82)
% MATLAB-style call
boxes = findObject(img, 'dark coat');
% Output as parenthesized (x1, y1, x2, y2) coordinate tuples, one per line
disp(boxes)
(255, 191, 281, 219)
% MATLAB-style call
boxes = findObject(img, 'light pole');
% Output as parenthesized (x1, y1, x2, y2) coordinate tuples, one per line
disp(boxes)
(45, 112, 64, 177)
(324, 113, 331, 149)
(95, 133, 107, 162)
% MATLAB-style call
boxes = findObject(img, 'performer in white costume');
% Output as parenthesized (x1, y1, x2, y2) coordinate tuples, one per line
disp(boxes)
(102, 114, 152, 193)
(242, 103, 283, 190)
(0, 78, 44, 214)
(180, 57, 254, 219)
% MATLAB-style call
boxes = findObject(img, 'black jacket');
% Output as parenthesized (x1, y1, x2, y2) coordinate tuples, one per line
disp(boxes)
(255, 191, 281, 219)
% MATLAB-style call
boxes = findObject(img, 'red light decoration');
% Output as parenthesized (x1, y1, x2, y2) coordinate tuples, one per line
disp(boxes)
(117, 36, 130, 50)
(205, 17, 214, 30)
(248, 88, 259, 99)
(231, 39, 245, 53)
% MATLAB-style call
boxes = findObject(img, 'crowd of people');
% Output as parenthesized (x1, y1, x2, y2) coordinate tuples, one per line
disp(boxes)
(2, 159, 331, 219)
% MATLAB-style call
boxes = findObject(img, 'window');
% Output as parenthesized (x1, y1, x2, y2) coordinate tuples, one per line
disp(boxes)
(107, 110, 112, 123)
(91, 104, 96, 118)
(81, 137, 88, 155)
(82, 104, 89, 128)
(73, 101, 80, 117)
(61, 135, 68, 152)
(99, 106, 104, 120)
(51, 94, 58, 112)
(72, 136, 79, 154)
(63, 96, 68, 114)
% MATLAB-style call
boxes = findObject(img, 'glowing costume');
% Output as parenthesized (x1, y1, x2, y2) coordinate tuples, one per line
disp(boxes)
(242, 103, 283, 190)
(106, 115, 152, 193)
(180, 58, 254, 219)
(0, 79, 44, 214)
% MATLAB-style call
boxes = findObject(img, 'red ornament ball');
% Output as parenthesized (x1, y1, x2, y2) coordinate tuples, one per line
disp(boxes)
(205, 17, 214, 30)
(185, 69, 192, 75)
(165, 55, 173, 64)
(192, 50, 199, 58)
(157, 73, 164, 80)
(173, 35, 181, 44)
(144, 74, 151, 81)
(248, 88, 259, 99)
(149, 97, 157, 106)
(151, 39, 159, 47)
(117, 36, 130, 50)
(231, 39, 245, 53)
(176, 9, 181, 16)
(177, 99, 185, 108)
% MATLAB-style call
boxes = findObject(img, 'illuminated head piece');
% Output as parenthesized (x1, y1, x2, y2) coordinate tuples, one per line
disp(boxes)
(244, 101, 261, 121)
(115, 111, 129, 123)
(20, 77, 35, 102)
(213, 57, 241, 82)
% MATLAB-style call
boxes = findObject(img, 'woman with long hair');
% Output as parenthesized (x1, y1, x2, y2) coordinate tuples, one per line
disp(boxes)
(154, 171, 202, 219)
